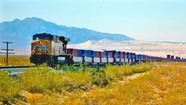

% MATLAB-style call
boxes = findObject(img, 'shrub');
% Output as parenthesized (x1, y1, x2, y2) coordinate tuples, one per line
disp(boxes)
(62, 62, 185, 105)
(19, 66, 66, 93)
(20, 65, 94, 93)
(104, 64, 127, 81)
(91, 68, 109, 87)
(0, 71, 20, 102)
(104, 63, 152, 81)
(56, 65, 109, 88)
(130, 63, 152, 74)
(19, 67, 51, 93)
(62, 69, 93, 91)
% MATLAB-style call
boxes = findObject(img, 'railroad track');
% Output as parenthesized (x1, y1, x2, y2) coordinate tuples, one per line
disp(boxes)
(0, 65, 35, 75)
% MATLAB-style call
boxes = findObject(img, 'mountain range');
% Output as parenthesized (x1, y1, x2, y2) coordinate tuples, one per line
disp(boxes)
(0, 17, 133, 48)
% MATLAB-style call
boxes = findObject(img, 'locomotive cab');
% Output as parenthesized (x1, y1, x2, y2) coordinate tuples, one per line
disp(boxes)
(30, 33, 71, 66)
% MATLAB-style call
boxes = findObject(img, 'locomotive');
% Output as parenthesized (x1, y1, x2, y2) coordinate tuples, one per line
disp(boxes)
(30, 33, 72, 66)
(30, 33, 185, 66)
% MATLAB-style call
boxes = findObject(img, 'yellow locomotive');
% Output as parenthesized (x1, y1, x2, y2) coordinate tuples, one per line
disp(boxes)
(30, 33, 71, 66)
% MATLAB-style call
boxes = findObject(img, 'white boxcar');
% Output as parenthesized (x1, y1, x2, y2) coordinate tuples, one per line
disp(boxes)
(108, 58, 114, 63)
(73, 57, 83, 63)
(94, 57, 100, 63)
(102, 57, 107, 63)
(84, 56, 92, 63)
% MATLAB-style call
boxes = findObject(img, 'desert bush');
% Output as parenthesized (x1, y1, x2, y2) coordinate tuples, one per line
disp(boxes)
(123, 63, 151, 76)
(19, 65, 67, 93)
(62, 62, 186, 105)
(19, 67, 52, 93)
(104, 64, 129, 81)
(4, 61, 184, 104)
(91, 68, 109, 87)
(20, 65, 94, 93)
(104, 63, 152, 81)
(80, 73, 155, 105)
(0, 71, 20, 102)
(131, 62, 152, 73)
(62, 68, 93, 91)
(56, 65, 109, 88)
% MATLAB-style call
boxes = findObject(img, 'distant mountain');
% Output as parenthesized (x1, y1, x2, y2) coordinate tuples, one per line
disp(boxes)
(0, 17, 133, 48)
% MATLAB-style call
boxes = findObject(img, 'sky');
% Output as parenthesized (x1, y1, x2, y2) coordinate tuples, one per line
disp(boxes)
(0, 0, 186, 42)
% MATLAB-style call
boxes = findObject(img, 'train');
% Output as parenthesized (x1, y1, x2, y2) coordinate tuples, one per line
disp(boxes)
(30, 33, 185, 66)
(30, 33, 72, 66)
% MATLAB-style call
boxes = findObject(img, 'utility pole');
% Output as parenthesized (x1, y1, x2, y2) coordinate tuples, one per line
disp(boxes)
(1, 41, 14, 66)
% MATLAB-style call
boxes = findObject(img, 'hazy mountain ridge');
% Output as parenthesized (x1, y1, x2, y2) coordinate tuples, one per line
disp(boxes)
(0, 17, 133, 48)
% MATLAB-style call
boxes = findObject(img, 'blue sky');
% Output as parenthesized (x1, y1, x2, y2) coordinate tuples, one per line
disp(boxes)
(0, 0, 186, 42)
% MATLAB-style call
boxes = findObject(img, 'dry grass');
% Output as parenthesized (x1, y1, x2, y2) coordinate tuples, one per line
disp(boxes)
(0, 56, 32, 66)
(19, 66, 93, 93)
(104, 63, 152, 81)
(0, 71, 20, 102)
(0, 61, 185, 105)
(64, 62, 186, 105)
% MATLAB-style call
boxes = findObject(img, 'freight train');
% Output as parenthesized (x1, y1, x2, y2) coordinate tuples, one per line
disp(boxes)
(30, 33, 185, 66)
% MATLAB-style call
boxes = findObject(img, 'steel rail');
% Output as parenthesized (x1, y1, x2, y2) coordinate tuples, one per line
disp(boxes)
(0, 65, 35, 69)
(0, 65, 36, 76)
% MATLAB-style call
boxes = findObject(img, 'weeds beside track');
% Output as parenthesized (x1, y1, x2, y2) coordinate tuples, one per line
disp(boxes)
(1, 62, 185, 105)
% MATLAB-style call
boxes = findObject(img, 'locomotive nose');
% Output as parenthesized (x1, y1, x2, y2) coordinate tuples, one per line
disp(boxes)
(33, 45, 47, 55)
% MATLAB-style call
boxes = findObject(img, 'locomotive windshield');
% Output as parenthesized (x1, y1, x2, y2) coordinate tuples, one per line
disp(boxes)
(34, 46, 46, 51)
(33, 33, 54, 41)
